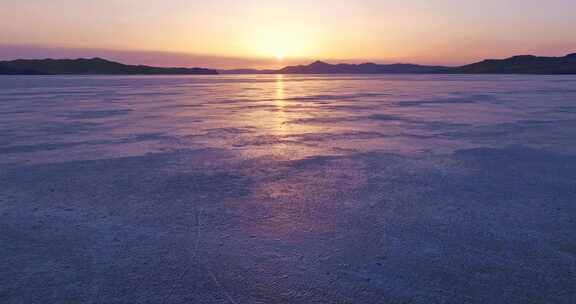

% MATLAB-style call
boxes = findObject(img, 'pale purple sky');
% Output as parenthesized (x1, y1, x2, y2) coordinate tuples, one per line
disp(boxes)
(1, 0, 575, 68)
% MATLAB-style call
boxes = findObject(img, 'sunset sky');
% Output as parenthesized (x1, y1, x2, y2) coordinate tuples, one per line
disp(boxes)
(1, 0, 575, 68)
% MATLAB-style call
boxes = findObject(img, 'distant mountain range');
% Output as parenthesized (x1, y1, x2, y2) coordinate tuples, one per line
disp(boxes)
(222, 53, 576, 75)
(219, 62, 444, 74)
(0, 58, 218, 75)
(2, 53, 576, 75)
(279, 61, 445, 74)
(445, 53, 576, 74)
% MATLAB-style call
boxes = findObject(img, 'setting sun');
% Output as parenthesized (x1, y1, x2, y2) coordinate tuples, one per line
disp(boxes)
(276, 53, 285, 61)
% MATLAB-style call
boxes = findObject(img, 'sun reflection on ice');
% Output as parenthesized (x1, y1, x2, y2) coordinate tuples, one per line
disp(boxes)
(275, 74, 285, 102)
(273, 74, 288, 136)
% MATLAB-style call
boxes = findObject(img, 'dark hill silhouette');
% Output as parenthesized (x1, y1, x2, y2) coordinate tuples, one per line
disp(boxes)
(0, 65, 44, 75)
(221, 61, 446, 74)
(446, 53, 576, 74)
(222, 53, 576, 75)
(0, 58, 218, 75)
(278, 61, 446, 74)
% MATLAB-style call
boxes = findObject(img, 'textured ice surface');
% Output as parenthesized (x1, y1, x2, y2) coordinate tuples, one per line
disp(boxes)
(1, 75, 575, 303)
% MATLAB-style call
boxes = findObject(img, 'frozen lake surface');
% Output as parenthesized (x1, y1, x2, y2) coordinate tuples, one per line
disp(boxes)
(1, 74, 575, 303)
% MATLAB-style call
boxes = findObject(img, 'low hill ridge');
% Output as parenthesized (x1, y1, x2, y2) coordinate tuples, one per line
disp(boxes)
(0, 58, 218, 75)
(448, 53, 576, 74)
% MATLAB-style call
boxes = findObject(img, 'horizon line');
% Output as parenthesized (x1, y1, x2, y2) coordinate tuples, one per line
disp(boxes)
(6, 43, 571, 70)
(2, 51, 576, 71)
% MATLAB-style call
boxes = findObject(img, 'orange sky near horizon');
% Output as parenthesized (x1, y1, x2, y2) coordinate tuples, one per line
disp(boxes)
(1, 0, 575, 68)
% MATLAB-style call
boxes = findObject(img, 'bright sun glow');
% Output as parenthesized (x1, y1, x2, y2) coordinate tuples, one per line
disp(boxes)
(244, 25, 320, 61)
